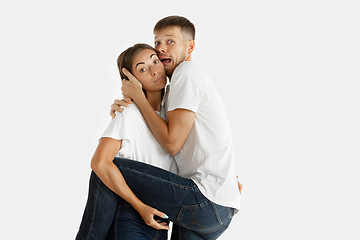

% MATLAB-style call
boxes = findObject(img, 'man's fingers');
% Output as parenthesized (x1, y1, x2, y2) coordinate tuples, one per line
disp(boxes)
(111, 103, 124, 112)
(122, 68, 135, 80)
(114, 99, 132, 107)
(124, 97, 132, 104)
(237, 177, 243, 194)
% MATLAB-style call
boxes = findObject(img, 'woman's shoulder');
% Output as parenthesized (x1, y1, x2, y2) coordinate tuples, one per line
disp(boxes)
(113, 103, 145, 126)
(115, 103, 141, 117)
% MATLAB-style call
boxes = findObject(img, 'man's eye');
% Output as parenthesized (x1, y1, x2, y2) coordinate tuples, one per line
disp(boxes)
(168, 40, 174, 44)
(155, 41, 160, 45)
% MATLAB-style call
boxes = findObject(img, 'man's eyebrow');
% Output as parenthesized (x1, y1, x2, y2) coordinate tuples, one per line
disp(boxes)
(135, 54, 156, 68)
(155, 35, 176, 39)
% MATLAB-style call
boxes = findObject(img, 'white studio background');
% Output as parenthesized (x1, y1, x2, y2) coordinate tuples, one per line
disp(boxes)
(1, 0, 359, 239)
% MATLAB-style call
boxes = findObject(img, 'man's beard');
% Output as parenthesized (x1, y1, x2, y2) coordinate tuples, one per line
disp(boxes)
(166, 50, 187, 78)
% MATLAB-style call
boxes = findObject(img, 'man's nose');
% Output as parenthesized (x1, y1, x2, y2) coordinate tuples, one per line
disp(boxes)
(157, 43, 167, 53)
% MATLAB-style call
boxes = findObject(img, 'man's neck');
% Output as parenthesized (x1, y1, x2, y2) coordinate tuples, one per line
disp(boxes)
(167, 59, 192, 81)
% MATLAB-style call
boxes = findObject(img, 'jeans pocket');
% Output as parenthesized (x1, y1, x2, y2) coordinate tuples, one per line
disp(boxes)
(176, 200, 231, 231)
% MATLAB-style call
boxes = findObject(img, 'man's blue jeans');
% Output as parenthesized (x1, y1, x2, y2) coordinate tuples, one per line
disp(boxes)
(76, 158, 235, 240)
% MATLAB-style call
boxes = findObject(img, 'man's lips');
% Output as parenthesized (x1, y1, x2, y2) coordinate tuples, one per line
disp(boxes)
(160, 56, 172, 65)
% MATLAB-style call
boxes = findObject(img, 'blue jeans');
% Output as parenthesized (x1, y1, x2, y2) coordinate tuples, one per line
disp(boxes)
(106, 199, 168, 240)
(76, 158, 235, 240)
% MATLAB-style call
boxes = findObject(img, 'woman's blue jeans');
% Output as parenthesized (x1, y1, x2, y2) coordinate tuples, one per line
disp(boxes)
(106, 198, 168, 240)
(76, 158, 235, 240)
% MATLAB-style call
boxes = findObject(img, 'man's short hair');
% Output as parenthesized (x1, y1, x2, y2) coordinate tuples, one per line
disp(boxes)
(154, 15, 196, 41)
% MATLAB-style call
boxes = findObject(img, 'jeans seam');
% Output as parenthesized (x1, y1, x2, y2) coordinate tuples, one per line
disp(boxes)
(211, 203, 223, 225)
(190, 206, 205, 230)
(87, 174, 100, 240)
(152, 230, 160, 240)
(114, 203, 121, 240)
(120, 165, 198, 191)
(208, 216, 232, 240)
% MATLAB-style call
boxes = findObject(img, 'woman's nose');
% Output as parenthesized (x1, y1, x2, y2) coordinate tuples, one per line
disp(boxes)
(150, 66, 158, 76)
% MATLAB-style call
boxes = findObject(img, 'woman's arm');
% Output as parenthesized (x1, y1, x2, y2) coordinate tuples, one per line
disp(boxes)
(90, 137, 169, 229)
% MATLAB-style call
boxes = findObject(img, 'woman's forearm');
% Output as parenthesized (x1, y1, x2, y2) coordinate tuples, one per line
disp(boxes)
(91, 160, 143, 208)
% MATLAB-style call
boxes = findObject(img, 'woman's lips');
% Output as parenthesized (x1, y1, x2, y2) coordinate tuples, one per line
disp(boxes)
(155, 76, 164, 82)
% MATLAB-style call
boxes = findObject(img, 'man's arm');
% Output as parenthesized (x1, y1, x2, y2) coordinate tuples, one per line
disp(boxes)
(122, 68, 195, 155)
(136, 98, 195, 155)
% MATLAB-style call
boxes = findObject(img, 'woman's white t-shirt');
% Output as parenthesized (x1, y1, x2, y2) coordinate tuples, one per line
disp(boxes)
(101, 104, 178, 173)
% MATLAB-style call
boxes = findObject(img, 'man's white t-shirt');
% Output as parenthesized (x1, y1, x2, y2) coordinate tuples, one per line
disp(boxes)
(166, 61, 241, 210)
(101, 104, 178, 173)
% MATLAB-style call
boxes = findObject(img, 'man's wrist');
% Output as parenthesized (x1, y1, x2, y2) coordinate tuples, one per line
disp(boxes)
(132, 90, 146, 103)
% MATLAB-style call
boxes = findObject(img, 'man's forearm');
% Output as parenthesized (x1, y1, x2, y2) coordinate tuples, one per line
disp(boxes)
(133, 95, 175, 153)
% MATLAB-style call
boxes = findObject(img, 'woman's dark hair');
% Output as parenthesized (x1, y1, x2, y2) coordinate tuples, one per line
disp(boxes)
(116, 43, 164, 98)
(117, 43, 157, 80)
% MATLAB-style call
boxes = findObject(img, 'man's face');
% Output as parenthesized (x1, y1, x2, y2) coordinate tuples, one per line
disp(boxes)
(154, 26, 189, 77)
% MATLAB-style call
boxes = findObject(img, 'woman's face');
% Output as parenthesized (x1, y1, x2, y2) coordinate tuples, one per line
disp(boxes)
(131, 49, 167, 93)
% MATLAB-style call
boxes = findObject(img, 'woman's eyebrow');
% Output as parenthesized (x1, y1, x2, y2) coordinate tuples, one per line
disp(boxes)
(136, 54, 157, 68)
(135, 62, 145, 68)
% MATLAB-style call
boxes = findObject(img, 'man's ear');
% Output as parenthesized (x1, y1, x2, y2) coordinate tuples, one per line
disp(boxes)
(187, 40, 195, 55)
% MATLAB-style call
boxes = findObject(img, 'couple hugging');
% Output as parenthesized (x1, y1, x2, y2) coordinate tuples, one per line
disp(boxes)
(76, 15, 242, 240)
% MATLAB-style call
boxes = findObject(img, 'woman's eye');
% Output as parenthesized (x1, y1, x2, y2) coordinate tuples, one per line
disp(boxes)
(140, 68, 146, 73)
(154, 60, 159, 64)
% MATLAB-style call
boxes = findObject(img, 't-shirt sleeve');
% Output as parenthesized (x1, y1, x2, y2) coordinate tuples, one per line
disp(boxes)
(101, 110, 132, 151)
(167, 65, 204, 113)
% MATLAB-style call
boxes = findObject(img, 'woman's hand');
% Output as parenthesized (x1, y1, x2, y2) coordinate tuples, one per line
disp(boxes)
(136, 203, 170, 230)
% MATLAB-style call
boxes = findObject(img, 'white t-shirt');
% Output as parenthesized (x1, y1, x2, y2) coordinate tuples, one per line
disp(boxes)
(166, 61, 241, 210)
(101, 104, 178, 174)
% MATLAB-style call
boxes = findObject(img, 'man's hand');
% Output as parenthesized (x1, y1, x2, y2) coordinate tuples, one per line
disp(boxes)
(110, 98, 132, 118)
(121, 68, 144, 101)
(136, 203, 170, 230)
(237, 177, 243, 194)
(110, 68, 145, 118)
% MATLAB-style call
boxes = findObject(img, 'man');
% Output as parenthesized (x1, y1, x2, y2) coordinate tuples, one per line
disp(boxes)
(112, 15, 242, 239)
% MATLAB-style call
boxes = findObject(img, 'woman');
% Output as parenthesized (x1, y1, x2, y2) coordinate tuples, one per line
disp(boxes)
(76, 43, 174, 240)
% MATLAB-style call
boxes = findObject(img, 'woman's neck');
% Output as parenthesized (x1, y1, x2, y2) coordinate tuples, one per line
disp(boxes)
(145, 90, 163, 112)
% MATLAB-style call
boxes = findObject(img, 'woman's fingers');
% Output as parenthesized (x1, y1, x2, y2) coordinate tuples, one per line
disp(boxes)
(139, 204, 170, 230)
(150, 209, 170, 230)
(149, 218, 170, 230)
(154, 208, 169, 220)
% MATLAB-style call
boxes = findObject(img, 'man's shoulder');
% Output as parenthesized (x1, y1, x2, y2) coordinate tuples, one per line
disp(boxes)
(175, 61, 203, 73)
(173, 61, 207, 81)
